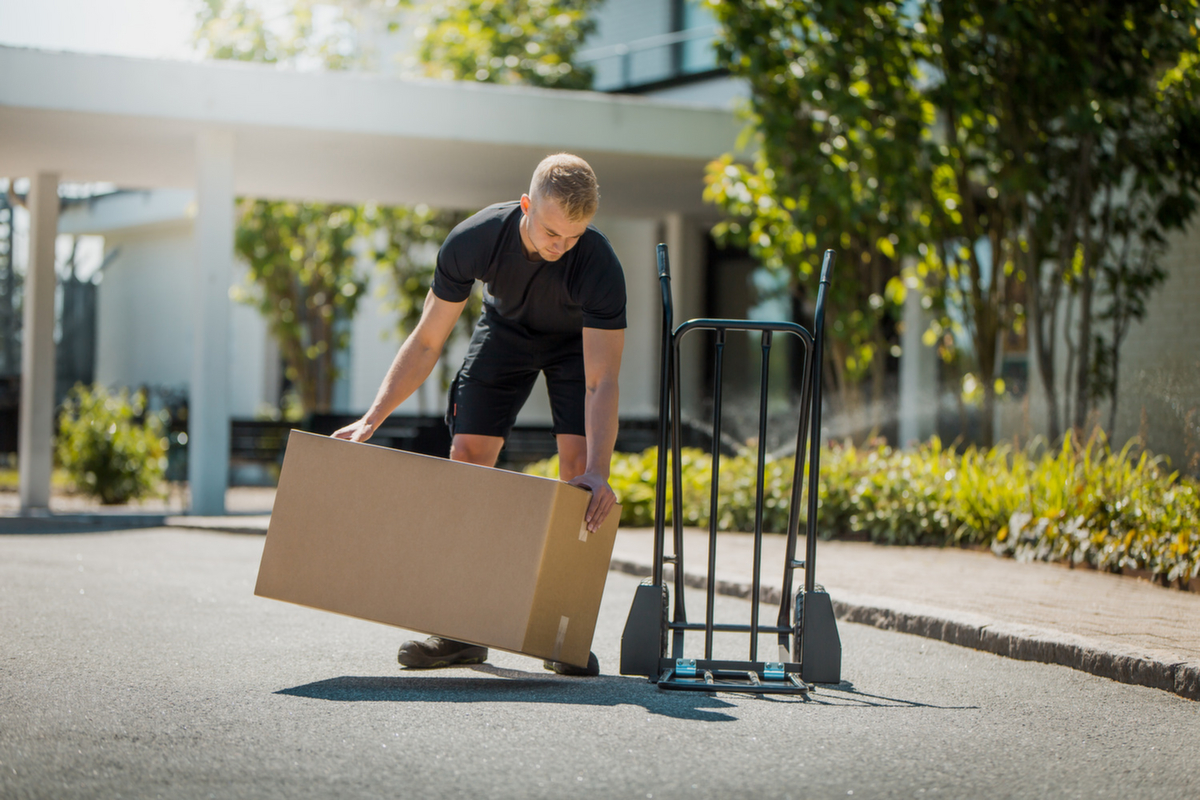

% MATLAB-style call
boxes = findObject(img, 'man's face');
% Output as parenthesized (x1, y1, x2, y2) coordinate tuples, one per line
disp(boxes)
(519, 193, 592, 262)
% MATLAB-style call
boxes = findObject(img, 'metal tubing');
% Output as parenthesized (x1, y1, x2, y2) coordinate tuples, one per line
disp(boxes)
(804, 250, 836, 594)
(777, 342, 813, 638)
(703, 329, 727, 660)
(652, 244, 673, 588)
(669, 322, 687, 657)
(668, 622, 793, 634)
(749, 331, 772, 661)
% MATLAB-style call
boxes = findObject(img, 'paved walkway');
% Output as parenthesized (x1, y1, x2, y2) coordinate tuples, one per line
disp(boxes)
(5, 491, 1198, 701)
(610, 528, 1200, 701)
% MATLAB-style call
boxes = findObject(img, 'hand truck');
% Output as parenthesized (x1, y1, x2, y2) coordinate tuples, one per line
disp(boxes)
(619, 244, 840, 693)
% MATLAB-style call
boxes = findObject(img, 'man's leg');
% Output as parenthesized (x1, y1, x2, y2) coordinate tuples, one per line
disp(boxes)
(450, 433, 505, 468)
(555, 434, 587, 481)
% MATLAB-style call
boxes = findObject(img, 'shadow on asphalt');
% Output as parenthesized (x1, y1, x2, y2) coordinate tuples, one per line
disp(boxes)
(798, 681, 979, 710)
(276, 671, 976, 719)
(276, 670, 747, 721)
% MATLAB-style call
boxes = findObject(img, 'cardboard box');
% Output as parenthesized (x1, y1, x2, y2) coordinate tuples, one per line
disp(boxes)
(254, 431, 621, 667)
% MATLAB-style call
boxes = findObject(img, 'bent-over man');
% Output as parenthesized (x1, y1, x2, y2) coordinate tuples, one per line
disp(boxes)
(333, 153, 625, 677)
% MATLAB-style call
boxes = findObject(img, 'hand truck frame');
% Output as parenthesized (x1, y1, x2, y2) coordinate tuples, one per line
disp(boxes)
(619, 244, 841, 693)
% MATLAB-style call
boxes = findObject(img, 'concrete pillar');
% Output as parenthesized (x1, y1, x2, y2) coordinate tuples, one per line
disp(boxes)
(188, 131, 235, 515)
(898, 280, 939, 446)
(18, 172, 59, 512)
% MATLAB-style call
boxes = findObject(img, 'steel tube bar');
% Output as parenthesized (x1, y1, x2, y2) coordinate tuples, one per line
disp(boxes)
(804, 251, 836, 595)
(749, 330, 772, 661)
(669, 324, 687, 657)
(704, 328, 726, 660)
(652, 244, 673, 588)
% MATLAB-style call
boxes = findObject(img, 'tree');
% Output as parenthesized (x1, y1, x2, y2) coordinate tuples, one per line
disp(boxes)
(195, 0, 376, 415)
(417, 0, 601, 89)
(1014, 2, 1200, 440)
(196, 0, 606, 415)
(232, 200, 367, 413)
(705, 0, 1200, 447)
(703, 1, 931, 426)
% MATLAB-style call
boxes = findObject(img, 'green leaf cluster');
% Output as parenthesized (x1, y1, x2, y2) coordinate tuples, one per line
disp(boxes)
(193, 0, 362, 70)
(526, 432, 1200, 588)
(232, 200, 368, 414)
(362, 204, 476, 342)
(418, 0, 601, 88)
(56, 384, 167, 505)
(704, 0, 1200, 445)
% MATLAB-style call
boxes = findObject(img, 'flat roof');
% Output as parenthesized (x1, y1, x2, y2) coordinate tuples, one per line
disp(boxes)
(0, 46, 741, 215)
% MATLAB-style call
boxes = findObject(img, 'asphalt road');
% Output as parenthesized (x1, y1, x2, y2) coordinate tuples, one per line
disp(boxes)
(2, 529, 1197, 800)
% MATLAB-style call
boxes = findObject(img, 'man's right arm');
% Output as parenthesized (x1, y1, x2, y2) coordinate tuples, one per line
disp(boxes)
(332, 289, 466, 442)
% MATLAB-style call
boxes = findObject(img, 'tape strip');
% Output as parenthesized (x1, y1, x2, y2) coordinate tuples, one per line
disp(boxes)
(552, 615, 570, 661)
(578, 521, 589, 542)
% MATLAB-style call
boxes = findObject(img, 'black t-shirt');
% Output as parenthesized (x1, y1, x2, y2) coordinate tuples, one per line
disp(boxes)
(431, 202, 626, 334)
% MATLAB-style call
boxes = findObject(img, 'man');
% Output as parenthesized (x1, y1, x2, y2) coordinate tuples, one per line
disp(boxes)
(333, 153, 625, 677)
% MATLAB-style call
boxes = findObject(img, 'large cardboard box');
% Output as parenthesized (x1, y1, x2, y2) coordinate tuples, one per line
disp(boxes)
(255, 431, 620, 667)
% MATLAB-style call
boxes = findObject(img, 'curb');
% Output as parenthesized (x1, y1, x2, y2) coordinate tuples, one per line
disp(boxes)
(0, 513, 169, 534)
(163, 516, 270, 536)
(608, 558, 1200, 702)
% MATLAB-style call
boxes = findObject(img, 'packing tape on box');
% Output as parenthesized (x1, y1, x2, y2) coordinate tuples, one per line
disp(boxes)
(578, 521, 589, 542)
(552, 615, 570, 661)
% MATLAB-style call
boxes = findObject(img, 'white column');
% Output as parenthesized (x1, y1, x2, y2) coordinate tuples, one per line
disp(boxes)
(898, 280, 939, 446)
(18, 172, 59, 512)
(188, 131, 235, 515)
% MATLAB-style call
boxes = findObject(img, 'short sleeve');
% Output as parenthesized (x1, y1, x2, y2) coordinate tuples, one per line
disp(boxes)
(431, 225, 481, 303)
(573, 232, 627, 330)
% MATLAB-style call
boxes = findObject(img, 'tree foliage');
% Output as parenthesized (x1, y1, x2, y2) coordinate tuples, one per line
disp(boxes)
(232, 200, 367, 413)
(417, 0, 600, 89)
(704, 1, 930, 422)
(195, 0, 602, 415)
(194, 0, 362, 69)
(705, 0, 1200, 446)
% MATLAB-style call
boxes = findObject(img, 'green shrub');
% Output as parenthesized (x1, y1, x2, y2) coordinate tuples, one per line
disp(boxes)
(526, 431, 1200, 588)
(57, 384, 167, 505)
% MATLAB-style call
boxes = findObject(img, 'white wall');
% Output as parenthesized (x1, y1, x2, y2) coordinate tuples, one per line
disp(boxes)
(95, 219, 272, 418)
(1111, 221, 1200, 468)
(997, 220, 1200, 469)
(95, 222, 194, 390)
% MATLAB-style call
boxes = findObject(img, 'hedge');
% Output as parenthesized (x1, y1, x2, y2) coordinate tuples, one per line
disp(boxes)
(525, 433, 1200, 589)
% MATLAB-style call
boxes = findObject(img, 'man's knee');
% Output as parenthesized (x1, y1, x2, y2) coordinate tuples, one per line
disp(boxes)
(450, 434, 503, 467)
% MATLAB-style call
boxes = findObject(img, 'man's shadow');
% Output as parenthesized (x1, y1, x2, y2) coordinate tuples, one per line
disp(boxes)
(277, 665, 975, 720)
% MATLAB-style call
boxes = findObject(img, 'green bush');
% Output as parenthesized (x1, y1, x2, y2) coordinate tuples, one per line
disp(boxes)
(525, 432, 1200, 589)
(57, 384, 167, 505)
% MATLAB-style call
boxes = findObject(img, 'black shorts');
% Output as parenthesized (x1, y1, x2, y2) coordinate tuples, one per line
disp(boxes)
(446, 314, 586, 439)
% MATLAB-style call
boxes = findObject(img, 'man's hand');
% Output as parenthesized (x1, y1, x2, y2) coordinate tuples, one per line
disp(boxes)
(332, 417, 376, 443)
(567, 471, 617, 533)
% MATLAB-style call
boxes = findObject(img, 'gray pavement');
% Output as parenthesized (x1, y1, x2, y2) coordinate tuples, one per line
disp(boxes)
(159, 513, 1200, 701)
(2, 528, 1199, 800)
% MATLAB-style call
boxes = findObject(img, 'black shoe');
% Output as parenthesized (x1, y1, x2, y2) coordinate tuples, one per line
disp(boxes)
(397, 636, 488, 669)
(543, 651, 600, 677)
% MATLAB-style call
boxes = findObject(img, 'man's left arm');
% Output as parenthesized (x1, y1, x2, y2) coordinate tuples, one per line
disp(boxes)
(569, 327, 624, 532)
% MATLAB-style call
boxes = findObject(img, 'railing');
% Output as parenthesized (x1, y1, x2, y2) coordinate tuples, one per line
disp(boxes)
(577, 25, 720, 92)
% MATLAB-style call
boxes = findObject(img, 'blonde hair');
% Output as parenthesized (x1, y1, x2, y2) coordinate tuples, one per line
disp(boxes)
(529, 153, 600, 221)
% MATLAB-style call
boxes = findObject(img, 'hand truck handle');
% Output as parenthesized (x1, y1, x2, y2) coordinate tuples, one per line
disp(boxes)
(656, 242, 671, 279)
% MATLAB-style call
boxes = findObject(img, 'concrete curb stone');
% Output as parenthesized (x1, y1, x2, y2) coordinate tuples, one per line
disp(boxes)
(609, 557, 1200, 702)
